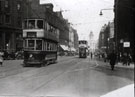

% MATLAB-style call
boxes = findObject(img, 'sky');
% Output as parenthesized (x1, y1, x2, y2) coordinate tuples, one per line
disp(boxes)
(40, 0, 114, 41)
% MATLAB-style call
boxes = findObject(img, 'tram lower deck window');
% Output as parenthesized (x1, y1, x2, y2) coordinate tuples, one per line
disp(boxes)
(28, 40, 34, 47)
(36, 40, 42, 50)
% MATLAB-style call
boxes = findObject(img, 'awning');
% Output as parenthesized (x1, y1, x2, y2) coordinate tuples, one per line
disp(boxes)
(60, 45, 69, 51)
(70, 47, 76, 52)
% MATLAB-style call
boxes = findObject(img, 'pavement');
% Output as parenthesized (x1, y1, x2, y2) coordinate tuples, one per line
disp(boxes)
(100, 84, 134, 97)
(116, 62, 134, 69)
(95, 57, 134, 69)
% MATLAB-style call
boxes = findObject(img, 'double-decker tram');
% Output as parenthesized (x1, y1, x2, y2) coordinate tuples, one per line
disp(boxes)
(23, 19, 59, 67)
(79, 40, 88, 58)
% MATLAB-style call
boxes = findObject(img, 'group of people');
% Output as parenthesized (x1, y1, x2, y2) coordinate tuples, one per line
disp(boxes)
(103, 51, 134, 70)
(0, 50, 24, 66)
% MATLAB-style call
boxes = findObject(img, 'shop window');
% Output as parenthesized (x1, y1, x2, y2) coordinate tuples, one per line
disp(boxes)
(17, 17, 22, 27)
(28, 20, 35, 29)
(5, 0, 9, 8)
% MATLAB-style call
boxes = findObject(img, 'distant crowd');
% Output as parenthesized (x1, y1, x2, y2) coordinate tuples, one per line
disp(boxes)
(96, 51, 135, 66)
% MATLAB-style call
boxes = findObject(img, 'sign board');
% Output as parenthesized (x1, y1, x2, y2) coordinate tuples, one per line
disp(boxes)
(123, 42, 130, 47)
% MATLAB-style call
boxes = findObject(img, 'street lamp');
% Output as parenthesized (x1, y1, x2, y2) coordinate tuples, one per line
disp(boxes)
(99, 8, 113, 16)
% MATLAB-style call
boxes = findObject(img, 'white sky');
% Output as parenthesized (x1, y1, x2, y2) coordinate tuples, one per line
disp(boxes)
(40, 0, 114, 41)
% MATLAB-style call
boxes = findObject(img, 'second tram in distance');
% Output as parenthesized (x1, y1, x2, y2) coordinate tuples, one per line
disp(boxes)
(23, 19, 59, 66)
(79, 40, 88, 58)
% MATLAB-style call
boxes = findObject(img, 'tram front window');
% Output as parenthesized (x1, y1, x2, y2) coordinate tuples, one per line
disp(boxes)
(23, 19, 44, 29)
(28, 20, 35, 29)
(28, 40, 35, 50)
(36, 40, 42, 50)
(37, 20, 43, 29)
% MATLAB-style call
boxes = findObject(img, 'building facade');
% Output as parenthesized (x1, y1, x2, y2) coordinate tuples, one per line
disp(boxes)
(114, 0, 135, 56)
(0, 0, 24, 52)
(98, 22, 115, 54)
(0, 0, 78, 55)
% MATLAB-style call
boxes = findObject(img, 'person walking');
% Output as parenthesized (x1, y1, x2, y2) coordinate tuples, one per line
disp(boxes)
(122, 53, 131, 66)
(90, 52, 93, 59)
(108, 50, 117, 70)
(104, 53, 108, 62)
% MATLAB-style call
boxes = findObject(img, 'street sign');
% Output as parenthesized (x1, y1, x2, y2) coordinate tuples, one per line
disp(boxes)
(123, 42, 130, 47)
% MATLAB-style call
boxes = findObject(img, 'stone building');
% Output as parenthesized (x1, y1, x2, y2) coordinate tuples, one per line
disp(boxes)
(0, 0, 24, 52)
(114, 0, 135, 55)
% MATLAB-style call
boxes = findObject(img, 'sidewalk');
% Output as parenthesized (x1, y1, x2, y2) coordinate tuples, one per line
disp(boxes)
(100, 84, 134, 97)
(116, 62, 134, 69)
(95, 57, 134, 69)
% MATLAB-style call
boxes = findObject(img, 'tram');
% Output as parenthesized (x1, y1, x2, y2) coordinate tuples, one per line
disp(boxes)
(79, 40, 88, 58)
(23, 19, 59, 66)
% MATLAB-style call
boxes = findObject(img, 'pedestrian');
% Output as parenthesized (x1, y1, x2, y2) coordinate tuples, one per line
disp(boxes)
(90, 52, 93, 59)
(122, 53, 131, 66)
(108, 50, 117, 70)
(0, 51, 4, 66)
(104, 53, 108, 62)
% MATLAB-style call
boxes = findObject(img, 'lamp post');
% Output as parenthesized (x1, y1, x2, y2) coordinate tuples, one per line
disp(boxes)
(99, 8, 116, 53)
(99, 8, 114, 16)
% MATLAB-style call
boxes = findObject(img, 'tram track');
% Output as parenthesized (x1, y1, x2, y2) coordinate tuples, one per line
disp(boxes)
(14, 57, 77, 83)
(0, 56, 85, 95)
(0, 57, 76, 79)
(30, 58, 84, 93)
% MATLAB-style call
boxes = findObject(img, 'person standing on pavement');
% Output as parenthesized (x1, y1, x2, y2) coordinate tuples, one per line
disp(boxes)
(108, 50, 117, 70)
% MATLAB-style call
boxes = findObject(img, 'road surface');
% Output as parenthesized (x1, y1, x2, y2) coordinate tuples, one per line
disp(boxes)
(0, 56, 134, 97)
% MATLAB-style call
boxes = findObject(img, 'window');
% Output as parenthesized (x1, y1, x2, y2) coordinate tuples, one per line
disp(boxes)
(0, 1, 2, 11)
(28, 20, 35, 29)
(36, 40, 42, 50)
(0, 15, 2, 24)
(17, 3, 21, 10)
(5, 0, 9, 8)
(5, 15, 10, 24)
(28, 40, 35, 48)
(37, 20, 43, 29)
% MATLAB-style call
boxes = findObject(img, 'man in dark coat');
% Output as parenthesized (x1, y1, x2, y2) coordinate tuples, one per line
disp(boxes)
(108, 50, 117, 70)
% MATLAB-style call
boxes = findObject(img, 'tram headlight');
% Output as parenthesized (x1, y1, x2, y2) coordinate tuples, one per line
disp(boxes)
(29, 54, 34, 60)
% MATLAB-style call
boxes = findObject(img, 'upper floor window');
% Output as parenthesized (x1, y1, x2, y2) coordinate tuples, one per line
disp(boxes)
(0, 1, 2, 11)
(0, 15, 2, 24)
(4, 0, 10, 12)
(17, 3, 21, 10)
(5, 0, 9, 8)
(5, 14, 10, 24)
